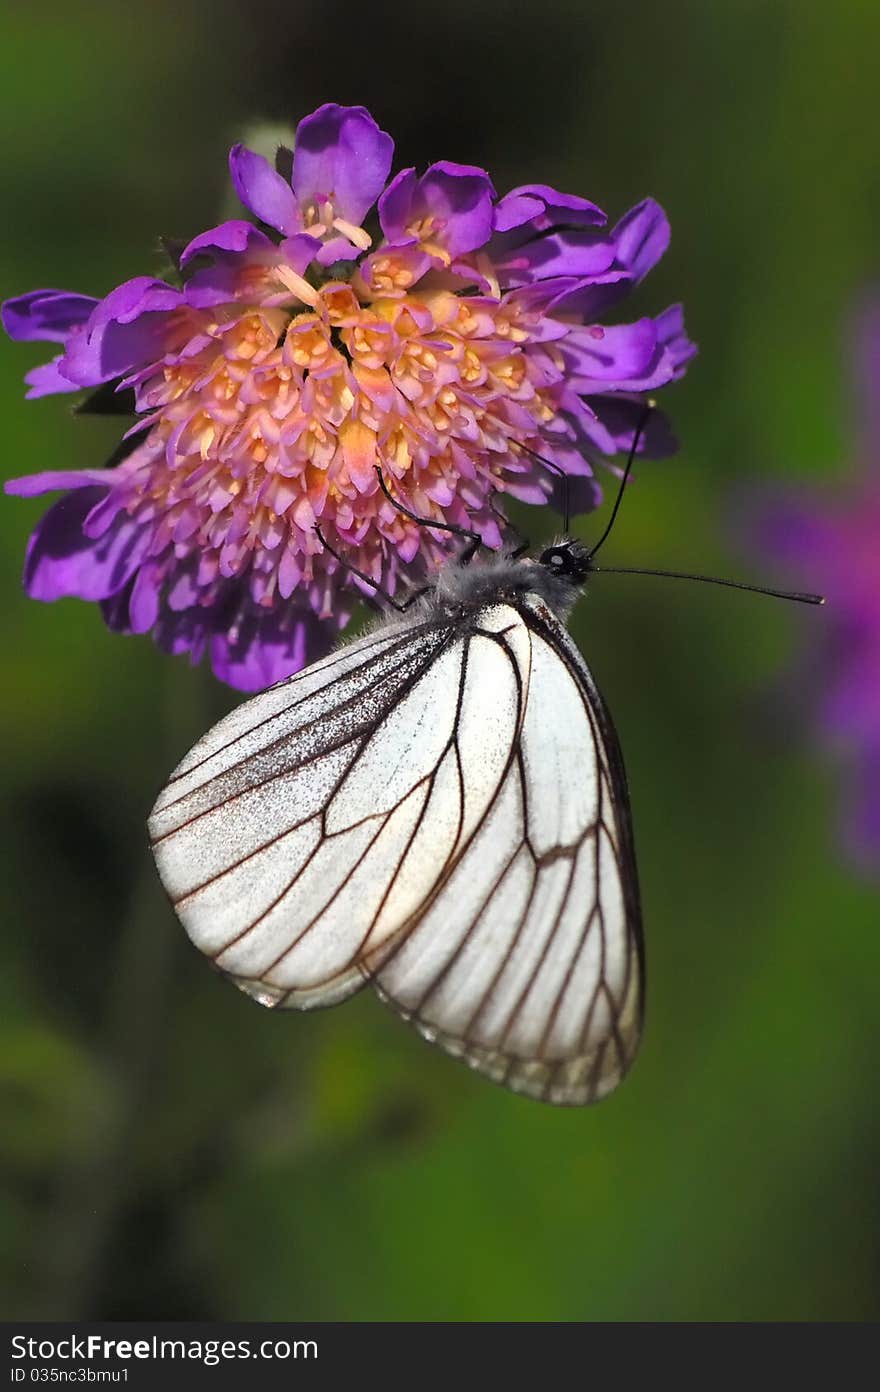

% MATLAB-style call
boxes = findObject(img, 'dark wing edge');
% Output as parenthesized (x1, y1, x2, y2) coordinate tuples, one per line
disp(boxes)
(524, 597, 643, 1100)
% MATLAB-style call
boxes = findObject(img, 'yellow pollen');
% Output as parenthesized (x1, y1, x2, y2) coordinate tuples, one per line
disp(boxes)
(369, 257, 415, 293)
(462, 348, 482, 382)
(495, 356, 525, 389)
(322, 284, 361, 324)
(454, 303, 479, 335)
(405, 215, 452, 266)
(407, 215, 436, 241)
(286, 319, 333, 370)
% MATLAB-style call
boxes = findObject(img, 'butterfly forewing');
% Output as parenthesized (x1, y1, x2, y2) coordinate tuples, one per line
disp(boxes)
(149, 619, 453, 1005)
(149, 608, 523, 1008)
(149, 589, 643, 1103)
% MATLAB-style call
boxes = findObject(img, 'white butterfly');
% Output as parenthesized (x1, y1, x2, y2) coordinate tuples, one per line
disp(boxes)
(149, 538, 643, 1106)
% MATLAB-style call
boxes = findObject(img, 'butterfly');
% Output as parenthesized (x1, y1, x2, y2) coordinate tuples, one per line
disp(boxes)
(148, 444, 823, 1106)
(148, 531, 645, 1104)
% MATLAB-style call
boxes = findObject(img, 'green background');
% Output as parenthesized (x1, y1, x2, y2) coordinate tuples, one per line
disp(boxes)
(2, 0, 878, 1321)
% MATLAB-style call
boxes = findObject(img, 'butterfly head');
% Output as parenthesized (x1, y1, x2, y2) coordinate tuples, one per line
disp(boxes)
(537, 538, 593, 588)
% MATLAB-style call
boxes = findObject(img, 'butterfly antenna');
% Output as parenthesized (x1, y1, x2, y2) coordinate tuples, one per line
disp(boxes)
(582, 403, 825, 606)
(587, 401, 655, 561)
(590, 565, 825, 606)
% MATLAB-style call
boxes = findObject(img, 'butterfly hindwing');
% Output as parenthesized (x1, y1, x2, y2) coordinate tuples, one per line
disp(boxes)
(373, 595, 643, 1104)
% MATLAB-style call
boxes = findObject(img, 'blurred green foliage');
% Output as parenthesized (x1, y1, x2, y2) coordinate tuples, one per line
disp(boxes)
(1, 0, 878, 1321)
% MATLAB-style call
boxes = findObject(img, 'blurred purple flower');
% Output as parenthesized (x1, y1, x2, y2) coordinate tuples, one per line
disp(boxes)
(746, 298, 880, 874)
(4, 102, 695, 691)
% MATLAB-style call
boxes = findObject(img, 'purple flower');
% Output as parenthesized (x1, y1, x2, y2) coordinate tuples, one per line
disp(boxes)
(745, 297, 880, 875)
(4, 102, 695, 692)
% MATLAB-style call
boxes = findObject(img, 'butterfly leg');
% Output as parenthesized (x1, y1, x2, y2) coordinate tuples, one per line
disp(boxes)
(374, 467, 484, 565)
(517, 443, 572, 532)
(485, 491, 529, 558)
(313, 524, 413, 613)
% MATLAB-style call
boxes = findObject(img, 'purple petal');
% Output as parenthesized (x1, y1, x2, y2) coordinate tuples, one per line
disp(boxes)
(553, 472, 602, 515)
(2, 289, 98, 343)
(180, 219, 275, 267)
(181, 224, 322, 310)
(377, 168, 418, 244)
(503, 277, 587, 320)
(612, 199, 670, 282)
(22, 487, 150, 601)
(292, 103, 393, 226)
(504, 464, 601, 516)
(565, 319, 659, 383)
(587, 395, 680, 458)
(23, 357, 80, 399)
(6, 469, 113, 497)
(128, 564, 161, 632)
(100, 578, 137, 634)
(280, 233, 325, 274)
(87, 276, 181, 326)
(229, 144, 301, 235)
(495, 184, 606, 234)
(61, 277, 185, 387)
(314, 234, 364, 267)
(380, 162, 495, 258)
(209, 606, 334, 692)
(182, 274, 242, 310)
(149, 601, 207, 657)
(564, 311, 695, 393)
(166, 565, 200, 611)
(494, 229, 616, 287)
(418, 162, 496, 256)
(544, 271, 635, 321)
(492, 191, 549, 235)
(538, 200, 671, 318)
(654, 303, 697, 379)
(504, 477, 552, 506)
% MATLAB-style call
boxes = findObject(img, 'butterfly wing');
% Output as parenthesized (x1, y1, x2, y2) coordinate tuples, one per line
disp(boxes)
(149, 609, 528, 1009)
(150, 594, 642, 1105)
(372, 594, 643, 1105)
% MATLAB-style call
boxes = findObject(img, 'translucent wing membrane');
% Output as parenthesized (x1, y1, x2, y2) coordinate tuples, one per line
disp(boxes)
(150, 618, 459, 1006)
(374, 597, 642, 1104)
(149, 598, 643, 1104)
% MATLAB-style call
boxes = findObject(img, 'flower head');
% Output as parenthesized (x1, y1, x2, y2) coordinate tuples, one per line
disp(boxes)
(745, 298, 880, 874)
(4, 103, 695, 691)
